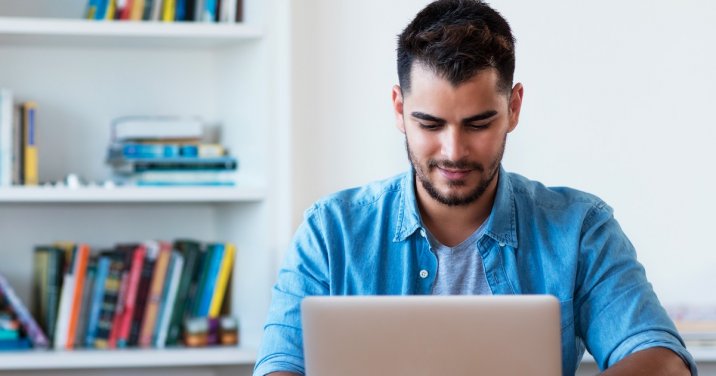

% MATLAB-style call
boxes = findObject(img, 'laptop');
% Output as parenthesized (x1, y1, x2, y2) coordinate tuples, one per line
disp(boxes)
(301, 295, 562, 376)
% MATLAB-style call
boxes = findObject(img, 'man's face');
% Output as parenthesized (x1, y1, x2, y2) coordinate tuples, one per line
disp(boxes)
(392, 64, 523, 206)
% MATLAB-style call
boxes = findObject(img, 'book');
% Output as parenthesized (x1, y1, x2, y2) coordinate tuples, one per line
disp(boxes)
(75, 256, 97, 348)
(85, 0, 101, 19)
(0, 273, 49, 348)
(11, 103, 22, 185)
(112, 116, 203, 141)
(21, 102, 38, 186)
(94, 252, 125, 349)
(0, 89, 12, 186)
(128, 244, 157, 346)
(219, 0, 236, 23)
(162, 0, 176, 21)
(108, 142, 225, 160)
(154, 251, 183, 347)
(195, 243, 224, 317)
(109, 156, 238, 173)
(130, 0, 145, 20)
(208, 243, 235, 317)
(84, 256, 111, 347)
(44, 248, 64, 343)
(150, 0, 163, 20)
(166, 240, 202, 345)
(65, 244, 90, 349)
(31, 247, 49, 337)
(116, 244, 146, 348)
(201, 0, 217, 22)
(95, 0, 110, 20)
(138, 241, 171, 347)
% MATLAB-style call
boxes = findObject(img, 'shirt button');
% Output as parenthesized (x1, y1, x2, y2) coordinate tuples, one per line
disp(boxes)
(498, 242, 506, 247)
(419, 229, 426, 238)
(419, 270, 429, 278)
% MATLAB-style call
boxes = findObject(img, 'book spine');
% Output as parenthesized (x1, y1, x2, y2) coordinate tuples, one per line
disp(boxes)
(32, 248, 49, 335)
(208, 243, 235, 317)
(138, 243, 171, 347)
(154, 251, 183, 347)
(0, 274, 49, 348)
(21, 102, 38, 186)
(150, 0, 163, 20)
(162, 0, 176, 21)
(45, 248, 63, 343)
(94, 256, 123, 349)
(201, 0, 216, 22)
(85, 256, 110, 347)
(196, 243, 224, 317)
(0, 89, 12, 186)
(108, 271, 130, 348)
(75, 257, 97, 348)
(53, 274, 73, 349)
(65, 244, 90, 349)
(116, 245, 145, 347)
(166, 240, 200, 345)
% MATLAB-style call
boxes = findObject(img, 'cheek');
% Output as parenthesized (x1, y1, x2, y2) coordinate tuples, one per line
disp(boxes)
(407, 132, 439, 157)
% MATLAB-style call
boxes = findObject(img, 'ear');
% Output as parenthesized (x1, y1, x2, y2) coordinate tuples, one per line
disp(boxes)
(507, 83, 524, 133)
(392, 85, 406, 134)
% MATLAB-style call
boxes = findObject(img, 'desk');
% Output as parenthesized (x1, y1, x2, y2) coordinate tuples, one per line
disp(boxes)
(576, 346, 716, 375)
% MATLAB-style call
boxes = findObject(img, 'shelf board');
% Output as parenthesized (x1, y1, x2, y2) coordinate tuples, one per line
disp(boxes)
(0, 346, 257, 370)
(0, 17, 262, 48)
(0, 185, 265, 203)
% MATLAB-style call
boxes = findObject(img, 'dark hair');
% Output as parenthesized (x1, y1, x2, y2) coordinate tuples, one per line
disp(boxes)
(397, 0, 516, 94)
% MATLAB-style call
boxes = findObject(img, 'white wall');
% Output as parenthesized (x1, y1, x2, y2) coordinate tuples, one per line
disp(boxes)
(291, 0, 716, 307)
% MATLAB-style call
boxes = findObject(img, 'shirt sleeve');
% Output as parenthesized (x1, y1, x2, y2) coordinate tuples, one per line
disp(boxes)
(574, 201, 697, 375)
(253, 207, 331, 376)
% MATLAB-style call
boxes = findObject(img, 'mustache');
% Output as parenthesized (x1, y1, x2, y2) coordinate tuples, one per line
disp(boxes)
(427, 159, 484, 171)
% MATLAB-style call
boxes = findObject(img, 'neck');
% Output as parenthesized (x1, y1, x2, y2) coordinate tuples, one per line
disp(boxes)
(416, 172, 499, 247)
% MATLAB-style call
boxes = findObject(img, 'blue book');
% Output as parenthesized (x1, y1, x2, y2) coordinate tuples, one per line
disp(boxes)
(84, 256, 110, 347)
(175, 0, 186, 21)
(95, 0, 109, 20)
(202, 0, 217, 22)
(195, 244, 224, 317)
(0, 338, 31, 350)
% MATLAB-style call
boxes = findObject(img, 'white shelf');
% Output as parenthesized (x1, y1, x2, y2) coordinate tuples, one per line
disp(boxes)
(0, 17, 262, 48)
(0, 347, 257, 370)
(0, 186, 266, 203)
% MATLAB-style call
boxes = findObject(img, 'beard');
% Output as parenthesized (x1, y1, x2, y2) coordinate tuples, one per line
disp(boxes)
(406, 136, 505, 207)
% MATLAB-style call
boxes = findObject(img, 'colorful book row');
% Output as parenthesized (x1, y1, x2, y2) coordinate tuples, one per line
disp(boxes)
(32, 239, 236, 350)
(85, 0, 243, 23)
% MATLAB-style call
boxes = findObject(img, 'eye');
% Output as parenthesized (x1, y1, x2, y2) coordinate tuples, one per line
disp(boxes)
(418, 123, 441, 131)
(467, 123, 490, 131)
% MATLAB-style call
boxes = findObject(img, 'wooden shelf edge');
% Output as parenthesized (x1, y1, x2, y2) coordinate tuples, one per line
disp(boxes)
(0, 346, 257, 370)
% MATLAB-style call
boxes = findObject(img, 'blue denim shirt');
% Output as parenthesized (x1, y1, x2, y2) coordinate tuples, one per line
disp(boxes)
(254, 168, 696, 376)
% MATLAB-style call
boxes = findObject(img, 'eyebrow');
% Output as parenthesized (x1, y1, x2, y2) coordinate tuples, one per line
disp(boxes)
(411, 110, 498, 124)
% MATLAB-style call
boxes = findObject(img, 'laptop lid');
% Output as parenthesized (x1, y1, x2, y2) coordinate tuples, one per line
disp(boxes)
(302, 295, 562, 376)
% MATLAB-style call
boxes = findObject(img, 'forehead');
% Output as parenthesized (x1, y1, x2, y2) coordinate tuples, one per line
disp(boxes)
(405, 63, 507, 114)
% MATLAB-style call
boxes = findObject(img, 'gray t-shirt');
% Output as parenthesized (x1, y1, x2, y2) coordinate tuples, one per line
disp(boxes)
(427, 220, 493, 295)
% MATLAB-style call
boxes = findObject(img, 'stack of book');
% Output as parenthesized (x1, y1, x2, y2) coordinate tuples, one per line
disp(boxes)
(85, 0, 243, 23)
(0, 88, 40, 187)
(107, 116, 238, 186)
(32, 239, 237, 349)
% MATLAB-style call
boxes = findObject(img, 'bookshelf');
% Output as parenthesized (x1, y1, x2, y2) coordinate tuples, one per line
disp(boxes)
(0, 1, 291, 375)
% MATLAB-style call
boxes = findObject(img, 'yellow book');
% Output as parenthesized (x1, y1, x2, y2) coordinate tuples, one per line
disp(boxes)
(130, 0, 145, 20)
(208, 243, 236, 318)
(106, 0, 116, 20)
(22, 102, 38, 185)
(162, 0, 176, 22)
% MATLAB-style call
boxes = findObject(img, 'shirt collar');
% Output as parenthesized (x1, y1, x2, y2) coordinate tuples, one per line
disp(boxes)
(393, 166, 518, 249)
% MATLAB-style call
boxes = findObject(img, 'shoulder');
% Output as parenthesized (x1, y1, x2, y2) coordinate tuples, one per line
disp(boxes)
(505, 171, 613, 219)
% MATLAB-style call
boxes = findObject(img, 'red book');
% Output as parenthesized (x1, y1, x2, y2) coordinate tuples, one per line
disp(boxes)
(116, 245, 146, 347)
(108, 272, 129, 348)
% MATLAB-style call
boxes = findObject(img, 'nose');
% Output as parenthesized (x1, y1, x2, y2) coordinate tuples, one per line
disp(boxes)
(440, 126, 468, 162)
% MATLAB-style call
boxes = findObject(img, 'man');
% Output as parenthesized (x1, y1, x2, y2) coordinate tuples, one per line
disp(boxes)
(254, 1, 696, 375)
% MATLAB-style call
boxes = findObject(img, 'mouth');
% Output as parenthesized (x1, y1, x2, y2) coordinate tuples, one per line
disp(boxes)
(437, 167, 472, 180)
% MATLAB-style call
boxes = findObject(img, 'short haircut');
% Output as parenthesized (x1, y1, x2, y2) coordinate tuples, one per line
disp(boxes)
(397, 0, 516, 94)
